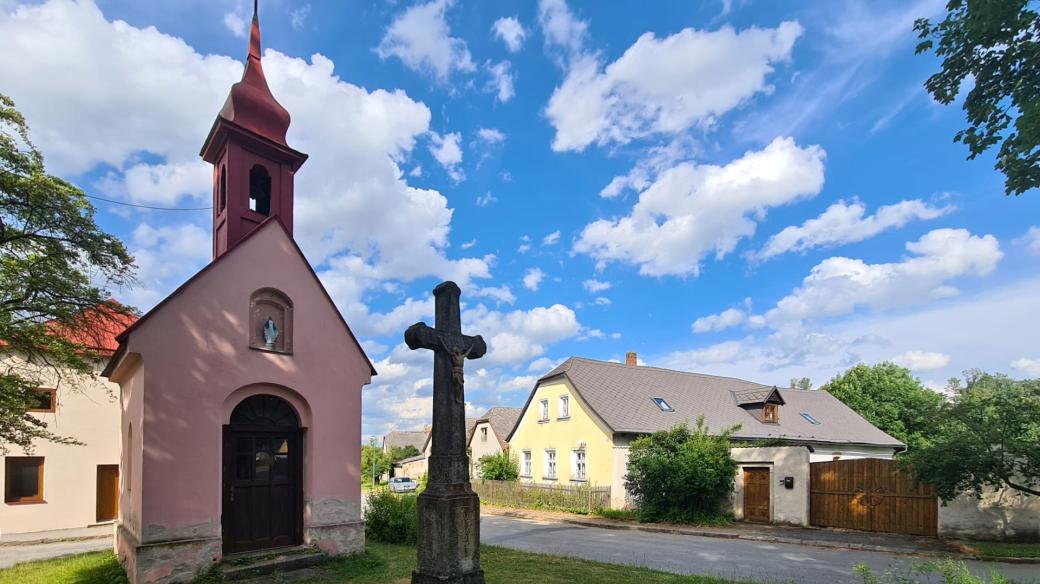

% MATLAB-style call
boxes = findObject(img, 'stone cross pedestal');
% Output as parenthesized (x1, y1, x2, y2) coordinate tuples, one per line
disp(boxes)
(405, 281, 487, 584)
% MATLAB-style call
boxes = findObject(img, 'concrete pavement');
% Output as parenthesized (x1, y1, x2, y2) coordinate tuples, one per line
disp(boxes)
(0, 538, 111, 569)
(480, 515, 1040, 584)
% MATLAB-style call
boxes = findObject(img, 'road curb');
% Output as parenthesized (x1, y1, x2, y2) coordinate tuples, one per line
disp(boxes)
(481, 507, 968, 559)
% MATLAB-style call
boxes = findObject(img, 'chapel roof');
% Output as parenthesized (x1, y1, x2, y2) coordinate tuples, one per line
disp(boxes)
(210, 2, 291, 149)
(510, 356, 903, 448)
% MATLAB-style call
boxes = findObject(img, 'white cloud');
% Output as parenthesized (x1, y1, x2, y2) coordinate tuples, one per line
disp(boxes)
(472, 285, 516, 305)
(574, 137, 826, 276)
(583, 279, 611, 293)
(765, 229, 1002, 326)
(466, 303, 581, 365)
(428, 131, 464, 181)
(460, 239, 476, 249)
(537, 0, 588, 58)
(125, 223, 211, 307)
(290, 4, 311, 30)
(223, 11, 247, 38)
(594, 297, 611, 306)
(492, 16, 527, 53)
(1017, 226, 1040, 255)
(658, 276, 1040, 391)
(476, 192, 497, 207)
(477, 127, 506, 144)
(693, 308, 749, 333)
(376, 0, 475, 82)
(486, 60, 515, 103)
(891, 350, 951, 371)
(0, 1, 497, 325)
(1011, 358, 1040, 377)
(751, 198, 953, 261)
(542, 230, 561, 246)
(545, 21, 802, 152)
(527, 357, 557, 373)
(523, 267, 545, 291)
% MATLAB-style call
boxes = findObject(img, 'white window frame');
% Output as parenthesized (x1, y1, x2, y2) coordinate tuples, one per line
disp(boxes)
(539, 399, 549, 422)
(521, 450, 532, 477)
(572, 449, 587, 482)
(558, 395, 569, 419)
(544, 449, 556, 480)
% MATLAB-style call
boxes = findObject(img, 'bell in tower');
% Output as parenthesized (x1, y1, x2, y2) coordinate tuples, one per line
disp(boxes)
(200, 0, 308, 259)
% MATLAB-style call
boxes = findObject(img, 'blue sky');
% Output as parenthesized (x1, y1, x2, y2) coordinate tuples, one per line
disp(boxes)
(2, 0, 1038, 440)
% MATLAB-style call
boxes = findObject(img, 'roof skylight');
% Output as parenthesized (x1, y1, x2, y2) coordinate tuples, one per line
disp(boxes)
(652, 397, 674, 412)
(800, 412, 820, 425)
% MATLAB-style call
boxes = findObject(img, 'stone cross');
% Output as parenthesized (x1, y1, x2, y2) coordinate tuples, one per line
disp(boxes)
(404, 281, 486, 584)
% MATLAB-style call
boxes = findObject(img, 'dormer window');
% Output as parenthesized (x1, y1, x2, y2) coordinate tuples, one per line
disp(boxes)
(763, 403, 779, 423)
(652, 397, 674, 412)
(249, 164, 272, 215)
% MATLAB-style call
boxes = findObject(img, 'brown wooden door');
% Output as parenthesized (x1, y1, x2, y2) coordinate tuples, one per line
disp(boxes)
(810, 458, 937, 536)
(743, 467, 770, 522)
(96, 465, 119, 522)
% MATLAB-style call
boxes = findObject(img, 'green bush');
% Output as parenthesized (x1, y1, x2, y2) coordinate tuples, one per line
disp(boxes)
(364, 490, 417, 544)
(478, 451, 520, 481)
(854, 560, 1009, 584)
(625, 417, 738, 523)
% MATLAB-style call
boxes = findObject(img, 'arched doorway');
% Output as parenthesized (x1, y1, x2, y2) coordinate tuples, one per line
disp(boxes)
(222, 394, 303, 553)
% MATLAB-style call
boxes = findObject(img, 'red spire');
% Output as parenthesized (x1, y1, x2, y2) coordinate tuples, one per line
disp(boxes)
(212, 0, 291, 148)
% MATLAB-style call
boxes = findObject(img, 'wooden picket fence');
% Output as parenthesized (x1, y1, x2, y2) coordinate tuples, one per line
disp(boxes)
(471, 479, 610, 513)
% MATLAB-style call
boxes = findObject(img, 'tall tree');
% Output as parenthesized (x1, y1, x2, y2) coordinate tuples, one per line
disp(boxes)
(915, 0, 1040, 196)
(361, 438, 391, 485)
(822, 363, 944, 452)
(0, 94, 136, 453)
(908, 371, 1040, 500)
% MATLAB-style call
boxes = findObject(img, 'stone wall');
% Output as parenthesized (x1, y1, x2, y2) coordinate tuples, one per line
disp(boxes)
(939, 485, 1040, 541)
(729, 446, 810, 526)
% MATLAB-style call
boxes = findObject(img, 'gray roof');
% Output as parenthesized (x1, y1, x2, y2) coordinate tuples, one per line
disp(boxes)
(474, 407, 522, 443)
(521, 357, 903, 448)
(383, 430, 427, 452)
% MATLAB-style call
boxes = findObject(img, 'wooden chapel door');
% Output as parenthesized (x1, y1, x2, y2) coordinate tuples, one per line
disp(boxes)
(222, 395, 303, 554)
(96, 465, 120, 522)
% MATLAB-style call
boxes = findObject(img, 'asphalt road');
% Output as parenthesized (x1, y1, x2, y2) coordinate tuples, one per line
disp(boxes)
(480, 515, 1040, 584)
(0, 537, 111, 569)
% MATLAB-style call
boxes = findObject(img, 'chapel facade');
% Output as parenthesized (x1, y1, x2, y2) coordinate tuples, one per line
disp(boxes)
(102, 8, 375, 583)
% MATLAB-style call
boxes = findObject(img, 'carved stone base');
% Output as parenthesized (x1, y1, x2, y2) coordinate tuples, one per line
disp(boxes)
(411, 484, 485, 584)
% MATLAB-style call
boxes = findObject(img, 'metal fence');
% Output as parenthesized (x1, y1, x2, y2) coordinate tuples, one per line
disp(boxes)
(471, 479, 610, 513)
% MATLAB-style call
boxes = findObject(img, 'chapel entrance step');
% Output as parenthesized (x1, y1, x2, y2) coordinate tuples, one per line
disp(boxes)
(218, 546, 327, 581)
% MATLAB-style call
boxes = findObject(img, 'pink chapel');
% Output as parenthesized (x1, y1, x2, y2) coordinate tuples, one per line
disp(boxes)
(102, 7, 375, 583)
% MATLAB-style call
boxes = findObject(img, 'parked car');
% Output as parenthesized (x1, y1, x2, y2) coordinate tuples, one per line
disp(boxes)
(389, 476, 418, 492)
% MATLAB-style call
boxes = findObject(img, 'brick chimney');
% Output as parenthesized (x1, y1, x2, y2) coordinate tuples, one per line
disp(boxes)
(626, 352, 638, 366)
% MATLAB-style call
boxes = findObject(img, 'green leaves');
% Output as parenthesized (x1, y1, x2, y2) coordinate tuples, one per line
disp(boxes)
(907, 371, 1040, 500)
(823, 363, 944, 453)
(915, 0, 1040, 196)
(0, 94, 137, 453)
(477, 451, 520, 481)
(625, 418, 738, 523)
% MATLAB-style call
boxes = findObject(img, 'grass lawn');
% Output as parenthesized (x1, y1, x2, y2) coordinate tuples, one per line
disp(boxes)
(1, 544, 755, 584)
(969, 541, 1040, 559)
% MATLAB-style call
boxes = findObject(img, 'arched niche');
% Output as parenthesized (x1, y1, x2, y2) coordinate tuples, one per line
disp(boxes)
(249, 288, 293, 353)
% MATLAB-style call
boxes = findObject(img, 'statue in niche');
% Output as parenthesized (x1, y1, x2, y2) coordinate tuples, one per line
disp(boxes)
(263, 317, 279, 349)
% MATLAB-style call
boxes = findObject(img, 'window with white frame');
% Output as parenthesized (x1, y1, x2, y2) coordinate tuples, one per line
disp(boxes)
(480, 427, 488, 442)
(539, 399, 549, 421)
(572, 449, 586, 481)
(522, 450, 532, 477)
(544, 449, 556, 479)
(558, 395, 569, 419)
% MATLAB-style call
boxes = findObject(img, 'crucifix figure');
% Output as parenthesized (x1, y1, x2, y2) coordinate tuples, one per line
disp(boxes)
(404, 281, 487, 584)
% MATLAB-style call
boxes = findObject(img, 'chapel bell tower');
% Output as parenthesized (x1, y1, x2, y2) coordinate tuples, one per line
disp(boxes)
(200, 1, 308, 259)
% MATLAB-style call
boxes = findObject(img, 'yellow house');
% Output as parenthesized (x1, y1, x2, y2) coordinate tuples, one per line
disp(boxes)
(507, 354, 904, 511)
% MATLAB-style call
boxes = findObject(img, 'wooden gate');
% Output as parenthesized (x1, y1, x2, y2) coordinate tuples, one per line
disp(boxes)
(810, 458, 937, 536)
